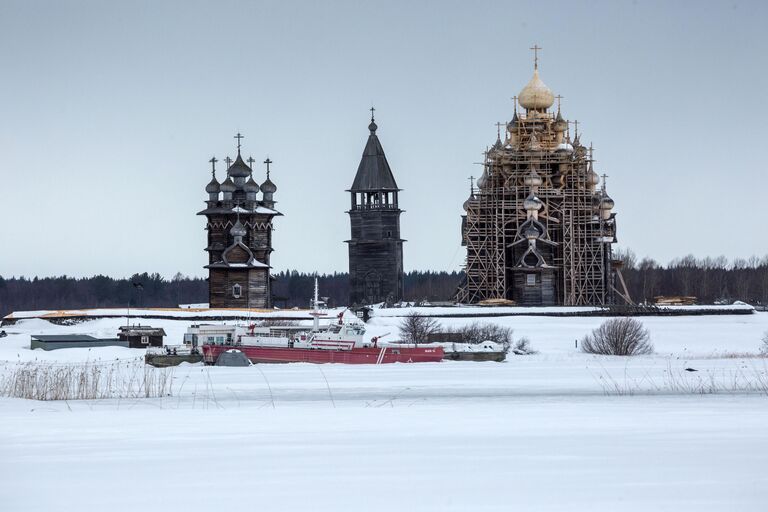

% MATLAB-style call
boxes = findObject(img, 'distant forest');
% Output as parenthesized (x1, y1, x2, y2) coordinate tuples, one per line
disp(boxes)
(1, 253, 768, 317)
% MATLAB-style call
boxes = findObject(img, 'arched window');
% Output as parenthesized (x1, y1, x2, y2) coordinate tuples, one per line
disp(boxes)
(232, 283, 242, 298)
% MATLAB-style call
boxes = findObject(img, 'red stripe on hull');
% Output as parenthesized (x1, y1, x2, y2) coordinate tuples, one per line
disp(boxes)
(202, 345, 444, 364)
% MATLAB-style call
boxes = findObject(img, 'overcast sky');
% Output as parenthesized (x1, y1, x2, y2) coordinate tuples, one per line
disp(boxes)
(1, 0, 767, 279)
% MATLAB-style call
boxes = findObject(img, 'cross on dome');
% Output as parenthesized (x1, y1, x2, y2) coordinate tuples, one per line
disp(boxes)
(530, 44, 542, 70)
(209, 156, 218, 176)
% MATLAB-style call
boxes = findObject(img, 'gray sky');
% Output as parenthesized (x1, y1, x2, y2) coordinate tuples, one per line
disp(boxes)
(1, 0, 767, 278)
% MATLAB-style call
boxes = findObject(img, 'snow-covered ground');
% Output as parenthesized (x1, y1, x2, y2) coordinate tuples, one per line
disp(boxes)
(1, 312, 768, 511)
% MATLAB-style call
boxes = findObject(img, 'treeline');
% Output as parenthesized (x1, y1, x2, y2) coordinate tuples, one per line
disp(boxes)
(2, 254, 767, 317)
(618, 251, 768, 305)
(0, 270, 463, 317)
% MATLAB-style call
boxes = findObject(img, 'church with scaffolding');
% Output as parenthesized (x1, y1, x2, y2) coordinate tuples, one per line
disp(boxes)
(458, 48, 629, 306)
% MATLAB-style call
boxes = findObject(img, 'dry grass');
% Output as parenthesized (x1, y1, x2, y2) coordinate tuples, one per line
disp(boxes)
(0, 361, 174, 401)
(591, 361, 768, 396)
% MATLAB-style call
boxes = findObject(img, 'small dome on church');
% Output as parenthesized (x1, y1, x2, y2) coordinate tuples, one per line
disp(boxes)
(369, 121, 378, 133)
(228, 154, 252, 178)
(524, 225, 540, 240)
(206, 177, 220, 194)
(220, 176, 237, 193)
(524, 169, 543, 188)
(476, 169, 488, 189)
(230, 219, 247, 237)
(587, 163, 600, 186)
(518, 69, 555, 111)
(600, 192, 615, 210)
(507, 112, 519, 132)
(553, 111, 568, 132)
(244, 175, 260, 193)
(261, 177, 277, 194)
(523, 193, 543, 211)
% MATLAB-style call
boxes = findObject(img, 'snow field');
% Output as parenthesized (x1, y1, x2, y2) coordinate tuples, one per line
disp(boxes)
(1, 312, 767, 511)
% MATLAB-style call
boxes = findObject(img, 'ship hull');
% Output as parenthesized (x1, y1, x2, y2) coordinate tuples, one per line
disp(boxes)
(202, 344, 444, 365)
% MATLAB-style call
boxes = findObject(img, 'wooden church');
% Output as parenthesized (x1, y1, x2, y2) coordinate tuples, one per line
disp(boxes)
(346, 111, 404, 306)
(198, 134, 281, 309)
(458, 48, 630, 306)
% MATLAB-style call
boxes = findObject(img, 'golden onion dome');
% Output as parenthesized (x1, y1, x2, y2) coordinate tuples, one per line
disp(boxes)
(518, 69, 554, 111)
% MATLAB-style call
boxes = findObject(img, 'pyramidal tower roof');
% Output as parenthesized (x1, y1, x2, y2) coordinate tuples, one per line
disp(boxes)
(349, 114, 399, 192)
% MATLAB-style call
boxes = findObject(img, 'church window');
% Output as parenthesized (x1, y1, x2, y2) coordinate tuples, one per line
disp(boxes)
(140, 335, 149, 345)
(232, 284, 242, 298)
(526, 274, 536, 286)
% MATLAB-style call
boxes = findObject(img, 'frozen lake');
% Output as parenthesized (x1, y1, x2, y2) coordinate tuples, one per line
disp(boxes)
(1, 312, 767, 511)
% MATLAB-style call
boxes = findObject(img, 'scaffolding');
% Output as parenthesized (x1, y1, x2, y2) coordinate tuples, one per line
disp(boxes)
(458, 104, 620, 306)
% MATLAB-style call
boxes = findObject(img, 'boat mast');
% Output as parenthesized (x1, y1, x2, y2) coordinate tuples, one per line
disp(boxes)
(311, 277, 320, 332)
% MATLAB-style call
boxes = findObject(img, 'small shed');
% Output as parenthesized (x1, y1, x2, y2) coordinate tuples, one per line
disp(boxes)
(30, 335, 127, 351)
(117, 326, 166, 348)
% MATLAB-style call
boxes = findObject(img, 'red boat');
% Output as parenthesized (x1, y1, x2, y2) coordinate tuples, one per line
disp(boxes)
(199, 280, 443, 365)
(202, 343, 443, 364)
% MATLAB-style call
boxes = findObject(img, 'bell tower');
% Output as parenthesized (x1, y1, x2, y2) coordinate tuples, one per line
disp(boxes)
(346, 110, 404, 306)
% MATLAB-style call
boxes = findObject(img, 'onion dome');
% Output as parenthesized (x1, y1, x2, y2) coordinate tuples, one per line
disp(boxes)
(261, 177, 277, 194)
(524, 169, 543, 188)
(476, 168, 488, 189)
(244, 175, 260, 194)
(554, 111, 567, 131)
(518, 69, 555, 111)
(524, 225, 540, 240)
(369, 120, 378, 133)
(220, 176, 236, 193)
(205, 176, 220, 194)
(600, 192, 615, 211)
(463, 194, 474, 212)
(228, 154, 252, 178)
(507, 112, 519, 132)
(230, 219, 247, 238)
(587, 163, 600, 187)
(523, 193, 543, 211)
(555, 142, 574, 153)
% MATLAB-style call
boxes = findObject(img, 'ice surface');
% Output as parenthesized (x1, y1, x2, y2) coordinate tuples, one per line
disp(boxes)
(1, 312, 767, 511)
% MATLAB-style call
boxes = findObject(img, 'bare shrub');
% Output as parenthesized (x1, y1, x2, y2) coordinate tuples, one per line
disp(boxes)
(399, 313, 440, 344)
(581, 317, 653, 356)
(512, 336, 537, 355)
(760, 331, 768, 356)
(450, 322, 514, 345)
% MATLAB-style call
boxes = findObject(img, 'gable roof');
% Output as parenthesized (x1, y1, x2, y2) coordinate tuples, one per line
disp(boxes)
(349, 122, 400, 192)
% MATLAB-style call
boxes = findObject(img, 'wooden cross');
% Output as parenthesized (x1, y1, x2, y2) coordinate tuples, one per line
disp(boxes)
(369, 106, 376, 121)
(247, 156, 255, 168)
(234, 132, 244, 151)
(571, 119, 579, 137)
(495, 122, 505, 138)
(555, 95, 563, 111)
(511, 95, 518, 112)
(601, 173, 609, 190)
(225, 156, 232, 168)
(530, 44, 542, 69)
(469, 175, 475, 193)
(209, 156, 218, 176)
(264, 157, 273, 178)
(589, 143, 594, 161)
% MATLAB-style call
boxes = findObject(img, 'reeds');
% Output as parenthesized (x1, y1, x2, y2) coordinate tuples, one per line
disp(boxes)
(0, 360, 174, 400)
